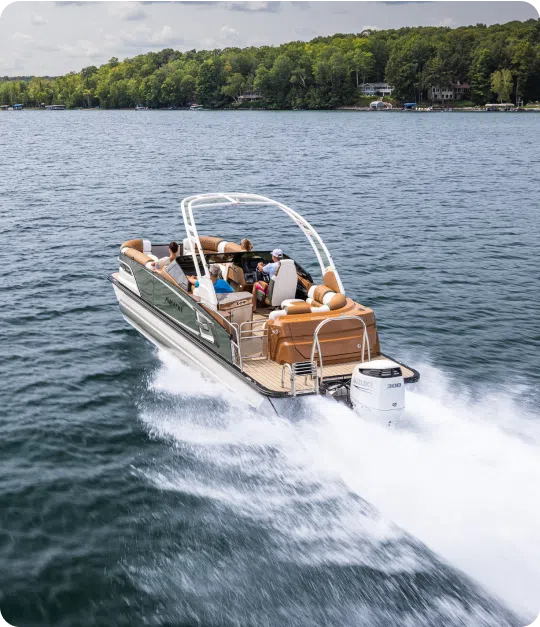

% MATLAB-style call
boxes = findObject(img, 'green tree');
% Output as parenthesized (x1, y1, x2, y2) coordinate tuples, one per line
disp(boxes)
(491, 68, 513, 102)
(196, 58, 225, 107)
(221, 72, 246, 103)
(348, 49, 374, 88)
(508, 40, 538, 104)
(469, 48, 494, 104)
(2, 18, 539, 110)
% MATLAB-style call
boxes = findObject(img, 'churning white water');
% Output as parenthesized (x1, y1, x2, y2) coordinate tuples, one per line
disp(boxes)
(143, 350, 539, 622)
(304, 364, 540, 620)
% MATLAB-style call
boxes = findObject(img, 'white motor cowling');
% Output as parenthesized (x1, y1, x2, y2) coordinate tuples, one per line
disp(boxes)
(350, 359, 405, 413)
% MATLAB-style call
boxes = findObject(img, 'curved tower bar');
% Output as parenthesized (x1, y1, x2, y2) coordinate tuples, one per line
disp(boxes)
(180, 192, 345, 309)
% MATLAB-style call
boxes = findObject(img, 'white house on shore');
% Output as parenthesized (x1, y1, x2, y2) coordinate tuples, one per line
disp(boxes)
(361, 82, 394, 97)
(237, 92, 263, 103)
(431, 82, 471, 101)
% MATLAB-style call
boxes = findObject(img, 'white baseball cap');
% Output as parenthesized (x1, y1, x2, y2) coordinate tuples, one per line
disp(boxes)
(271, 248, 283, 258)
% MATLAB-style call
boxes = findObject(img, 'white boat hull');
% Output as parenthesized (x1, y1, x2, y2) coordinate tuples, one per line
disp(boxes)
(113, 284, 276, 414)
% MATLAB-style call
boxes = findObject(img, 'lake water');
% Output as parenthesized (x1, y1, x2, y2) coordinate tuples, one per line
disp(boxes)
(1, 110, 539, 626)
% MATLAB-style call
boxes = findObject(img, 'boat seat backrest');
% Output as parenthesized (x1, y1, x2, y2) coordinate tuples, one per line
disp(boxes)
(121, 239, 143, 253)
(122, 247, 154, 267)
(323, 269, 340, 293)
(219, 241, 243, 253)
(120, 239, 152, 255)
(306, 285, 347, 312)
(183, 236, 245, 256)
(199, 236, 224, 252)
(267, 259, 298, 307)
(267, 284, 347, 319)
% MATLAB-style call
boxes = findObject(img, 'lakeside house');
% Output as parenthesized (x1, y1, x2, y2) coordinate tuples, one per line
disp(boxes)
(430, 82, 471, 101)
(237, 92, 263, 103)
(361, 82, 394, 97)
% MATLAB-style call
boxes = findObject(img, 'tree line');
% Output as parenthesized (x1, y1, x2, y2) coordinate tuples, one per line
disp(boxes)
(1, 19, 539, 109)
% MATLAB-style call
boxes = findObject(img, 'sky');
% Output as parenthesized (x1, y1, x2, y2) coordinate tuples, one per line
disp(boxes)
(0, 1, 538, 76)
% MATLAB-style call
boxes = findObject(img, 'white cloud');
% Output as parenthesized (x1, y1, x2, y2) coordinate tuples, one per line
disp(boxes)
(219, 24, 241, 45)
(11, 32, 32, 41)
(201, 25, 242, 49)
(30, 14, 48, 26)
(108, 2, 148, 22)
(0, 0, 537, 77)
(112, 24, 184, 50)
(437, 17, 455, 27)
(59, 39, 104, 59)
(0, 55, 28, 72)
(226, 1, 281, 12)
(173, 1, 281, 12)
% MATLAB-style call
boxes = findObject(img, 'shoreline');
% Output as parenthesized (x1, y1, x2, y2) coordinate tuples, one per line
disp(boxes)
(3, 106, 540, 113)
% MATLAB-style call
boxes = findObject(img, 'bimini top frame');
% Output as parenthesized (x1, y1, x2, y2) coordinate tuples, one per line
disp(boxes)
(180, 192, 345, 309)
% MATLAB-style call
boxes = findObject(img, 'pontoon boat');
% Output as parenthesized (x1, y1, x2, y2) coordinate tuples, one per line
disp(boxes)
(110, 193, 419, 416)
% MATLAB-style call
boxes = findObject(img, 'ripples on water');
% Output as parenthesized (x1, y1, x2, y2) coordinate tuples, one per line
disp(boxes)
(0, 111, 539, 626)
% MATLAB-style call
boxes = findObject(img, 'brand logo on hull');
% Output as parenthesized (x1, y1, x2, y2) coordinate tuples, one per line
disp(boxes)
(165, 296, 184, 312)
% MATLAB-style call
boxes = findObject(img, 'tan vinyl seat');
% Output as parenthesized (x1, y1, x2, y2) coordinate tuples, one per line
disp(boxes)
(183, 236, 245, 255)
(307, 285, 347, 311)
(121, 247, 155, 268)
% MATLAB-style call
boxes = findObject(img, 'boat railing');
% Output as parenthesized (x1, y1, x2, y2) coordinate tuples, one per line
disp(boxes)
(310, 316, 371, 382)
(231, 334, 242, 370)
(238, 319, 268, 361)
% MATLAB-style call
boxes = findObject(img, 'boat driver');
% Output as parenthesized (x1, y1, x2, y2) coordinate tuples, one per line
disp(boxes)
(151, 241, 179, 271)
(187, 264, 234, 295)
(252, 248, 283, 311)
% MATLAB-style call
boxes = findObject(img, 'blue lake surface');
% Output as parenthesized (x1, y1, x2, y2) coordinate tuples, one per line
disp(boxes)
(1, 110, 539, 626)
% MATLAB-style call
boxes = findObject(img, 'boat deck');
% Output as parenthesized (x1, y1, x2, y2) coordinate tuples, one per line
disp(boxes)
(242, 355, 415, 394)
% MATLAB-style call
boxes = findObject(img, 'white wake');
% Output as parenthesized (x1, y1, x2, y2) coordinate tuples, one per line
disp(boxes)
(143, 350, 540, 621)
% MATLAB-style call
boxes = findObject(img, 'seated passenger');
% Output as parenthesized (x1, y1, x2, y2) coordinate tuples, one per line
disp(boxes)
(240, 238, 253, 252)
(252, 248, 283, 311)
(151, 241, 179, 271)
(187, 264, 234, 294)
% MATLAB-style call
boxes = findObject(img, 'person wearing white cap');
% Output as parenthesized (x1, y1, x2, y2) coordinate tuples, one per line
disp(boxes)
(252, 249, 284, 311)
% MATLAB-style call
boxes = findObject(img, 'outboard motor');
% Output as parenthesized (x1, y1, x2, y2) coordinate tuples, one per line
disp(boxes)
(350, 359, 405, 413)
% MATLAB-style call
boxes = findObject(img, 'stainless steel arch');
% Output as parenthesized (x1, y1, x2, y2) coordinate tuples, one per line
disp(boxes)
(180, 192, 345, 309)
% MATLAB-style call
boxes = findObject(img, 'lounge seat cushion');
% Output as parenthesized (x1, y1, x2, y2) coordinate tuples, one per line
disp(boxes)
(283, 302, 311, 315)
(122, 248, 154, 266)
(306, 284, 347, 311)
(281, 298, 304, 308)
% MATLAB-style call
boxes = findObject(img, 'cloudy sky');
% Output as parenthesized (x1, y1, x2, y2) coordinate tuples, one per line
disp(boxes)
(0, 1, 538, 76)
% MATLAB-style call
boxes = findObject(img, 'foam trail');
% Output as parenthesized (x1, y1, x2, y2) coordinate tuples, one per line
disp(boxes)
(303, 362, 540, 619)
(150, 347, 253, 409)
(143, 351, 539, 621)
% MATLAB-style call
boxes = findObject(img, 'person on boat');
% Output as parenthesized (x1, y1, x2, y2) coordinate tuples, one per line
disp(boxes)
(151, 241, 179, 271)
(252, 248, 283, 310)
(240, 238, 253, 252)
(187, 264, 234, 294)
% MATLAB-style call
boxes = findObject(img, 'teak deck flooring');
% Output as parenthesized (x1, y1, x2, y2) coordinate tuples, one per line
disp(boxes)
(242, 355, 414, 394)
